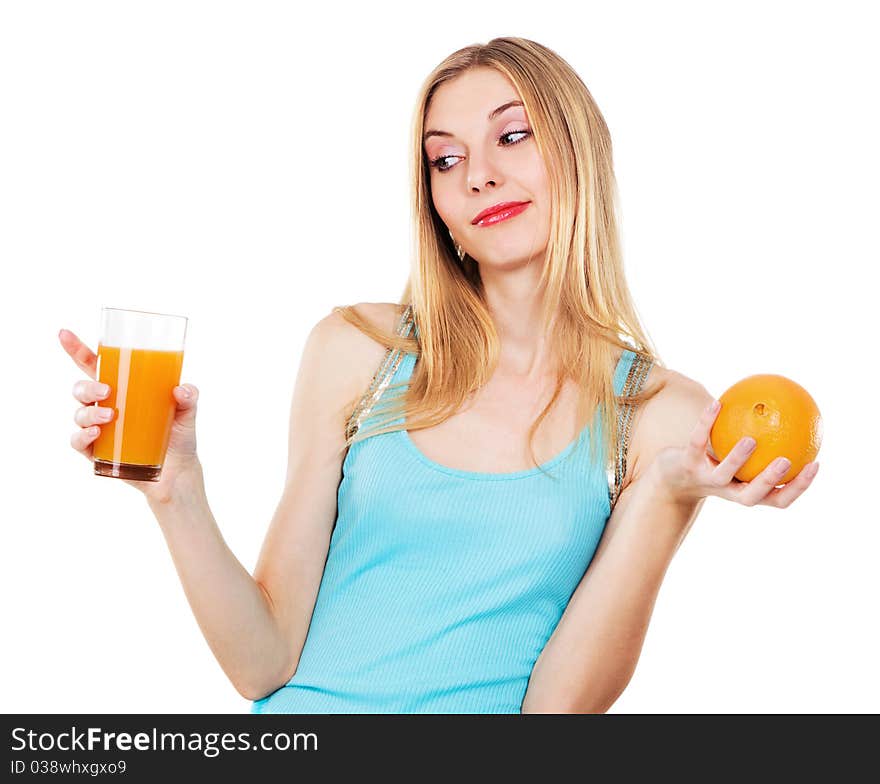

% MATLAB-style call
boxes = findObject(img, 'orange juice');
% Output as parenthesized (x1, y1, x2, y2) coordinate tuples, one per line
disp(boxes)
(93, 344, 184, 471)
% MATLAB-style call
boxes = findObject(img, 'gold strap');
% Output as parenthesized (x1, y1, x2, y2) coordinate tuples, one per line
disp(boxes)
(345, 304, 415, 440)
(606, 353, 654, 510)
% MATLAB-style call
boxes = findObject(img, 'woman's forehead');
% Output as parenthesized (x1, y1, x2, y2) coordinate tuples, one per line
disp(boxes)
(426, 69, 522, 125)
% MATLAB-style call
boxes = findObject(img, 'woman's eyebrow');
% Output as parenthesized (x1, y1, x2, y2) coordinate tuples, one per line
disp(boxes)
(423, 100, 524, 142)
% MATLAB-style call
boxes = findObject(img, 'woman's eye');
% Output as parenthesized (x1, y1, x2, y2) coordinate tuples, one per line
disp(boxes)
(428, 129, 531, 173)
(428, 154, 459, 173)
(501, 129, 530, 146)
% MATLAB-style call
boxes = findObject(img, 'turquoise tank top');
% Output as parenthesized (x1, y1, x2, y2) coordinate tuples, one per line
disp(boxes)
(251, 305, 653, 714)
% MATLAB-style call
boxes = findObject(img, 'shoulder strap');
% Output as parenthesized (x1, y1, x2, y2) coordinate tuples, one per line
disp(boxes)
(606, 352, 654, 511)
(345, 304, 415, 440)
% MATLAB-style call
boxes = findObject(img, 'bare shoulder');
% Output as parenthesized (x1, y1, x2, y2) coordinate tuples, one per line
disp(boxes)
(310, 301, 404, 416)
(627, 365, 715, 485)
(313, 301, 401, 349)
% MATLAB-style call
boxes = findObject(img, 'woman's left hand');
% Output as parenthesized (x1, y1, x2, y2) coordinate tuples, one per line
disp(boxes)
(650, 399, 820, 508)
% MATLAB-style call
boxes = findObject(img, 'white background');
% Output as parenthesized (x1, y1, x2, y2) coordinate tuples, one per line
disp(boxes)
(2, 1, 877, 713)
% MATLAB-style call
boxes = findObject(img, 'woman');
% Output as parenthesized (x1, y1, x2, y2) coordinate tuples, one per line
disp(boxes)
(59, 37, 819, 713)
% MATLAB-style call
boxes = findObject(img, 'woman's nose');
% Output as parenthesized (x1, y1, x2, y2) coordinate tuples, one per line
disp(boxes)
(467, 176, 497, 192)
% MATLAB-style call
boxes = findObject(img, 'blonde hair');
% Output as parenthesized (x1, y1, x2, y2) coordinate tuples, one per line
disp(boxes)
(334, 36, 667, 478)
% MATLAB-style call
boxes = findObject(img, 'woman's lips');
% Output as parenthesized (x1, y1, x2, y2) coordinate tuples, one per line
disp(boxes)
(473, 202, 530, 227)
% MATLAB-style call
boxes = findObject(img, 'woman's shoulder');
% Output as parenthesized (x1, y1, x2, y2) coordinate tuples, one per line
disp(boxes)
(624, 361, 715, 486)
(315, 302, 405, 404)
(330, 301, 404, 332)
(639, 363, 710, 410)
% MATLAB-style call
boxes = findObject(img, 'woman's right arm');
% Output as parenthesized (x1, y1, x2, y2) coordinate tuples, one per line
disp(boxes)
(147, 309, 383, 701)
(62, 305, 390, 701)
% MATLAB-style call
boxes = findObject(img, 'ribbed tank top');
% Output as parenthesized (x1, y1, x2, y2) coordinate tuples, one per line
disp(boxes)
(251, 305, 653, 714)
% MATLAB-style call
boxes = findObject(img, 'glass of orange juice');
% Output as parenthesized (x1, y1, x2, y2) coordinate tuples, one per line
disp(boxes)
(92, 306, 188, 481)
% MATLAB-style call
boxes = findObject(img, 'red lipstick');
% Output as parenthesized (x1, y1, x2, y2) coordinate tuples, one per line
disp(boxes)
(471, 201, 531, 227)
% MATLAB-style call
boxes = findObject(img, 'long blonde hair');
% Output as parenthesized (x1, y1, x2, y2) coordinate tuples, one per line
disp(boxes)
(335, 36, 667, 477)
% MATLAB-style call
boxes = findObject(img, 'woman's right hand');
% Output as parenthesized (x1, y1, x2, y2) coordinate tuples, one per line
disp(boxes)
(59, 328, 203, 504)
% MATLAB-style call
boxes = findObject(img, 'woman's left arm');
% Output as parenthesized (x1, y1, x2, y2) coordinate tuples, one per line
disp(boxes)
(521, 381, 820, 714)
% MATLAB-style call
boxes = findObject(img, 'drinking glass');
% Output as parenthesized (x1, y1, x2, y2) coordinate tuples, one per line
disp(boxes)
(92, 306, 188, 481)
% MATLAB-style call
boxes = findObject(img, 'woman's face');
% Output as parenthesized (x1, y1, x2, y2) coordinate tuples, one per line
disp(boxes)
(423, 68, 550, 269)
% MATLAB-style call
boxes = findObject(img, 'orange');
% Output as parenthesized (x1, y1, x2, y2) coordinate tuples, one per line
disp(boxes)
(709, 374, 822, 485)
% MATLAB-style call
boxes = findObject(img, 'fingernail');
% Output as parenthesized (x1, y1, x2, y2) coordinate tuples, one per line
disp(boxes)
(806, 462, 819, 479)
(97, 383, 110, 396)
(774, 457, 791, 473)
(710, 400, 720, 413)
(178, 387, 191, 399)
(743, 437, 757, 451)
